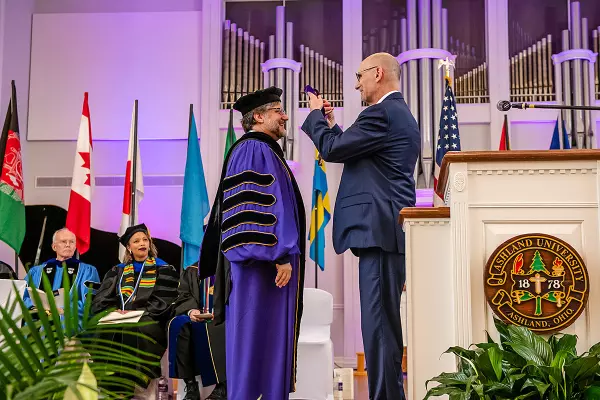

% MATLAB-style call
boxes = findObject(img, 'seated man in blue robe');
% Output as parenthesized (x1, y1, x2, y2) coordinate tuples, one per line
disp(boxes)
(169, 261, 227, 400)
(23, 227, 100, 319)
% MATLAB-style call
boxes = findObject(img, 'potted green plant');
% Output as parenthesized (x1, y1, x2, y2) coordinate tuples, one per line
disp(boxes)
(425, 318, 600, 399)
(0, 269, 159, 400)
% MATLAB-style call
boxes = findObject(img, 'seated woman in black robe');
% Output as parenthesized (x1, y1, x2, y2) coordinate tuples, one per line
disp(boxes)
(91, 223, 179, 393)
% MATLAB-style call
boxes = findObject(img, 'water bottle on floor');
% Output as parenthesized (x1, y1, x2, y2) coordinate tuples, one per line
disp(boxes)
(157, 376, 169, 400)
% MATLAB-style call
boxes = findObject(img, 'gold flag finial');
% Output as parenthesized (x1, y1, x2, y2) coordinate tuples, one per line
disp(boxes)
(438, 57, 455, 83)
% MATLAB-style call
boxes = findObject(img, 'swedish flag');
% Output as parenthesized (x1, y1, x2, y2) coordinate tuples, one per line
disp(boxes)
(308, 149, 331, 270)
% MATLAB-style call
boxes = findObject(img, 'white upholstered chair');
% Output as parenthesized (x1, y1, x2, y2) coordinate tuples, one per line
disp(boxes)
(0, 279, 26, 322)
(290, 288, 334, 400)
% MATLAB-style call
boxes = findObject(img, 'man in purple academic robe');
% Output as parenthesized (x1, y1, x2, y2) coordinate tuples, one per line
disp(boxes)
(199, 86, 306, 400)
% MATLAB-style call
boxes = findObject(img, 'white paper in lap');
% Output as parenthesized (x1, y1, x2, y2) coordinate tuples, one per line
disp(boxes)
(98, 310, 144, 324)
(26, 287, 65, 310)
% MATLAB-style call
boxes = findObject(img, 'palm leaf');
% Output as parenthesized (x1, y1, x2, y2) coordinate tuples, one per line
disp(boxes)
(0, 301, 42, 377)
(0, 272, 158, 399)
(77, 337, 157, 357)
(0, 349, 22, 385)
(26, 279, 59, 355)
(7, 283, 51, 363)
(82, 283, 93, 325)
(63, 266, 78, 338)
(63, 362, 98, 400)
(41, 272, 66, 339)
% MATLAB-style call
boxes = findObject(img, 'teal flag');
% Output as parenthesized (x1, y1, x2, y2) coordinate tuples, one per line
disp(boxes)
(180, 107, 210, 268)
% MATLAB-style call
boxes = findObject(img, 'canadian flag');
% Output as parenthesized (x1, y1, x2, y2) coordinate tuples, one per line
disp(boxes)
(118, 102, 144, 261)
(66, 92, 93, 254)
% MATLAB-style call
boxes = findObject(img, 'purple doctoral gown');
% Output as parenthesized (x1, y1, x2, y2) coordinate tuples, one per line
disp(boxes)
(217, 133, 305, 399)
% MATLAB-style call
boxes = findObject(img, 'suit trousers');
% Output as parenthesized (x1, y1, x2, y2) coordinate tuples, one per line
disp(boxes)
(175, 324, 196, 380)
(358, 248, 406, 400)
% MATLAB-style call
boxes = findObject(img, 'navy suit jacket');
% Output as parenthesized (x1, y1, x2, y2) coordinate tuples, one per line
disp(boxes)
(301, 92, 420, 255)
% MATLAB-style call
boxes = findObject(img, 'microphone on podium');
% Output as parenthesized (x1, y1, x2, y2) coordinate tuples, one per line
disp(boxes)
(497, 100, 600, 112)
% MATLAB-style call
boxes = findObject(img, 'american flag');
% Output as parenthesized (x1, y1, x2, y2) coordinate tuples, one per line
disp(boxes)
(433, 78, 461, 196)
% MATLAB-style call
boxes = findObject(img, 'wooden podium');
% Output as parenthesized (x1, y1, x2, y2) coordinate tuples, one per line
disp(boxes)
(400, 150, 600, 400)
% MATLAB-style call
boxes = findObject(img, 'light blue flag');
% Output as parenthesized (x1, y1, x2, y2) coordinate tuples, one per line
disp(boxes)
(180, 107, 210, 269)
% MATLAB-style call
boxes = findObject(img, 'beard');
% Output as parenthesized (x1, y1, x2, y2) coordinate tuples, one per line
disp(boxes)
(268, 120, 286, 138)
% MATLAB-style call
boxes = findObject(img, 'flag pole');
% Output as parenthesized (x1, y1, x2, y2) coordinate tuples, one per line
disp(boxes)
(130, 100, 139, 226)
(34, 214, 47, 266)
(314, 201, 318, 289)
(8, 81, 19, 277)
(503, 114, 510, 150)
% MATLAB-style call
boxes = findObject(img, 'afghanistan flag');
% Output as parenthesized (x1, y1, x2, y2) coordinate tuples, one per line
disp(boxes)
(0, 80, 25, 253)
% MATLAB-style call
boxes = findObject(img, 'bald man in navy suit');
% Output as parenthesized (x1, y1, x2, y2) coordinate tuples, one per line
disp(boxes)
(301, 52, 420, 400)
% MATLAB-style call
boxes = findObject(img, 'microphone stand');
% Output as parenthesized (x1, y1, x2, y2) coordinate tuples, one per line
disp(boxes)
(497, 100, 600, 112)
(496, 101, 600, 149)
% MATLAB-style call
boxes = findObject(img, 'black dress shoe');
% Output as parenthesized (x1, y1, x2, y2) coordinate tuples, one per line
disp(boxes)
(183, 379, 200, 400)
(206, 381, 227, 399)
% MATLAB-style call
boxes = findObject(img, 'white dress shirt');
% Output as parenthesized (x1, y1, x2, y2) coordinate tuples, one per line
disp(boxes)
(376, 90, 400, 104)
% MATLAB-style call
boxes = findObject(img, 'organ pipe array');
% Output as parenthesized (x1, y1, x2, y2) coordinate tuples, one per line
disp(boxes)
(298, 46, 343, 108)
(508, 2, 598, 149)
(454, 62, 488, 103)
(221, 7, 343, 159)
(221, 18, 343, 111)
(595, 26, 600, 99)
(560, 2, 596, 148)
(449, 39, 488, 104)
(509, 35, 555, 102)
(221, 20, 266, 108)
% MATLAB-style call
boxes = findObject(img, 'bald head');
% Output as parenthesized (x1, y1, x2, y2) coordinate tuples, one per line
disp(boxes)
(363, 52, 401, 82)
(51, 228, 76, 261)
(355, 52, 401, 105)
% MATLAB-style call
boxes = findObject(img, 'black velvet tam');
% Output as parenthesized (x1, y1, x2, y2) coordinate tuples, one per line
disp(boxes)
(233, 86, 283, 115)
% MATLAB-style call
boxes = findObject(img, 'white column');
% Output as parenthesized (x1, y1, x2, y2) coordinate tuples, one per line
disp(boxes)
(200, 0, 225, 203)
(341, 0, 364, 368)
(448, 163, 473, 348)
(485, 0, 510, 149)
(342, 0, 362, 129)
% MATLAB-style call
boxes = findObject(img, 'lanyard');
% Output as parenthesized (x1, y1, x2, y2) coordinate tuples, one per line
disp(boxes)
(118, 263, 145, 311)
